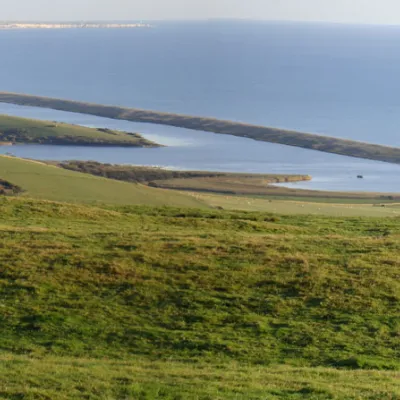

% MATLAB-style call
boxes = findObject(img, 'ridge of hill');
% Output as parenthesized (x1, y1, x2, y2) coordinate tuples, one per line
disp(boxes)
(0, 156, 205, 207)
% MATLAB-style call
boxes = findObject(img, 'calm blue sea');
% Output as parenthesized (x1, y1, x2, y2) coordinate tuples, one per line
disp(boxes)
(1, 21, 400, 145)
(0, 21, 399, 192)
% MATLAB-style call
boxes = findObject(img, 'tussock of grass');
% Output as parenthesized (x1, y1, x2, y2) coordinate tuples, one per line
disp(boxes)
(0, 178, 22, 195)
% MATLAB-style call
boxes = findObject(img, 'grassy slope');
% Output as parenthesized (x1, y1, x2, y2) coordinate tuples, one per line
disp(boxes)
(0, 197, 399, 398)
(1, 356, 399, 399)
(0, 156, 205, 208)
(194, 192, 400, 217)
(0, 92, 399, 164)
(0, 114, 158, 146)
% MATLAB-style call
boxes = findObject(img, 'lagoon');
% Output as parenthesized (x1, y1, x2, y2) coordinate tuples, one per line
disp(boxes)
(0, 104, 399, 193)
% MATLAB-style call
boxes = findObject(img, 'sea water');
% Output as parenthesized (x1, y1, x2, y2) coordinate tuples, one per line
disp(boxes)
(0, 21, 399, 192)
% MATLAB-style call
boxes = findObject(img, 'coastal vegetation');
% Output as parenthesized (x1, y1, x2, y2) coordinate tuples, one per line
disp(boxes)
(59, 160, 400, 204)
(0, 196, 398, 398)
(59, 160, 311, 195)
(0, 114, 159, 147)
(1, 91, 399, 164)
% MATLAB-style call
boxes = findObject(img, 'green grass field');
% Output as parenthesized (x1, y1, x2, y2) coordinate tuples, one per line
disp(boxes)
(0, 114, 158, 146)
(0, 196, 398, 398)
(1, 355, 399, 399)
(194, 192, 400, 217)
(0, 156, 205, 207)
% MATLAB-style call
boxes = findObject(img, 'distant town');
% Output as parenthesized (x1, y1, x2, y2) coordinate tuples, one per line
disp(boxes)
(0, 22, 152, 29)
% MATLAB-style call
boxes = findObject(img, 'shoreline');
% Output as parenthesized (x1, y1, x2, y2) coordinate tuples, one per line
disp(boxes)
(0, 92, 399, 165)
(55, 160, 400, 200)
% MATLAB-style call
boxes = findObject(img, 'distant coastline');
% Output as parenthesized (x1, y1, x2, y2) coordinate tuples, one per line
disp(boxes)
(0, 22, 152, 30)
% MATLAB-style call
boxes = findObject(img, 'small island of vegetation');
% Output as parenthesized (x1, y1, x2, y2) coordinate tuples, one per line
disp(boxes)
(0, 114, 160, 147)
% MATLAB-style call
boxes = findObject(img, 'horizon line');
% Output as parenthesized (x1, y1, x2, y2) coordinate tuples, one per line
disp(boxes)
(1, 18, 400, 28)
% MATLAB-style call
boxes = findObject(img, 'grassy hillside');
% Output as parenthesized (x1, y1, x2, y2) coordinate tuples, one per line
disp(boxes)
(0, 114, 159, 146)
(0, 197, 399, 398)
(0, 156, 205, 207)
(0, 91, 399, 163)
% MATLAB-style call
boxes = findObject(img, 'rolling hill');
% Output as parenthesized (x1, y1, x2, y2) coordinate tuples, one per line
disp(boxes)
(0, 155, 206, 207)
